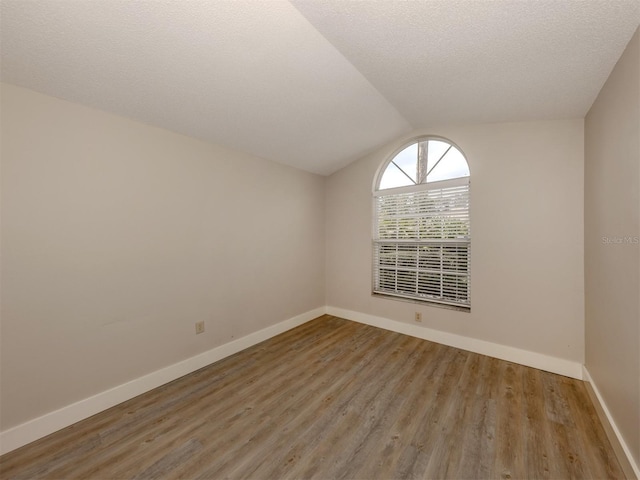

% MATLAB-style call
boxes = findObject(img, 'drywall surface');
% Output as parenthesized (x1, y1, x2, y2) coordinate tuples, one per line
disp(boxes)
(326, 118, 585, 363)
(585, 28, 640, 467)
(0, 83, 325, 430)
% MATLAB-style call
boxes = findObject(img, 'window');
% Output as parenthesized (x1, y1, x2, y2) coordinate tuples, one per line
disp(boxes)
(373, 137, 470, 309)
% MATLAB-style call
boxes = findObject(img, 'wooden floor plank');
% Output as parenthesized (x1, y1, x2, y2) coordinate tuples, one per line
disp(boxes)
(284, 335, 429, 480)
(0, 315, 627, 479)
(203, 326, 405, 479)
(314, 340, 443, 480)
(215, 338, 385, 475)
(522, 367, 554, 480)
(493, 362, 526, 480)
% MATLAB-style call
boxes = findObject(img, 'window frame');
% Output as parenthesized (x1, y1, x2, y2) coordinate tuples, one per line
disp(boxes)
(372, 136, 471, 310)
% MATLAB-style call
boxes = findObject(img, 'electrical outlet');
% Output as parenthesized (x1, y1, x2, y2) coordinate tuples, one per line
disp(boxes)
(195, 321, 205, 334)
(415, 312, 422, 322)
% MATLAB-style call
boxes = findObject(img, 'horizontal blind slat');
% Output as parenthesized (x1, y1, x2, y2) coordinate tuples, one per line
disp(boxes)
(373, 180, 470, 307)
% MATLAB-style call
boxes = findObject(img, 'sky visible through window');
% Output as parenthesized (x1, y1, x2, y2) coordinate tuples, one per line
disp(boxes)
(379, 140, 469, 190)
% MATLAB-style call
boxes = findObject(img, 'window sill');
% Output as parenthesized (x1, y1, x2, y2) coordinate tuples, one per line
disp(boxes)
(372, 292, 471, 313)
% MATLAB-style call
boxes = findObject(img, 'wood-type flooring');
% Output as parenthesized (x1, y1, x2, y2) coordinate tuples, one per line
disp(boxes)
(0, 315, 626, 479)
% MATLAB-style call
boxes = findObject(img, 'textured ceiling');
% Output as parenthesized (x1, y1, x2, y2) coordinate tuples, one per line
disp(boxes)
(292, 0, 640, 128)
(1, 1, 638, 175)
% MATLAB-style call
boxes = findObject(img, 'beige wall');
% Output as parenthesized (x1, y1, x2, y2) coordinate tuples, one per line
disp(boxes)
(326, 119, 585, 362)
(585, 28, 640, 466)
(0, 83, 325, 430)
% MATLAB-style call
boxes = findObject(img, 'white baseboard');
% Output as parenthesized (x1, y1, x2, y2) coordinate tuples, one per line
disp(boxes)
(0, 307, 326, 456)
(0, 306, 593, 457)
(583, 366, 640, 479)
(326, 306, 584, 380)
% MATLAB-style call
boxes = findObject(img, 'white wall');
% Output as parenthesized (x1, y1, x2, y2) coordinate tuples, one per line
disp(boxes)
(326, 119, 585, 365)
(0, 83, 326, 431)
(585, 27, 640, 468)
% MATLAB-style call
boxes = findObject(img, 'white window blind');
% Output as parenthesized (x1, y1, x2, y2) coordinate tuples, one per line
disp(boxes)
(373, 178, 470, 307)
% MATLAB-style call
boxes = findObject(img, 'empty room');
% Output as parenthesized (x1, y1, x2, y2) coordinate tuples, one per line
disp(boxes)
(1, 0, 639, 479)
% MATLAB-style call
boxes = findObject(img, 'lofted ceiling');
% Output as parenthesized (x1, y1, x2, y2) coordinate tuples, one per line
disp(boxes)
(1, 0, 638, 175)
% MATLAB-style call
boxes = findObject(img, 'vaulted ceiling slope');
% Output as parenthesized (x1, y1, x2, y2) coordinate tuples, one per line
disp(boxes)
(1, 1, 638, 175)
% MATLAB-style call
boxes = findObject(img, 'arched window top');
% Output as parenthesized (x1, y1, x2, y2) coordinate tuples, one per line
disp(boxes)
(377, 137, 469, 190)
